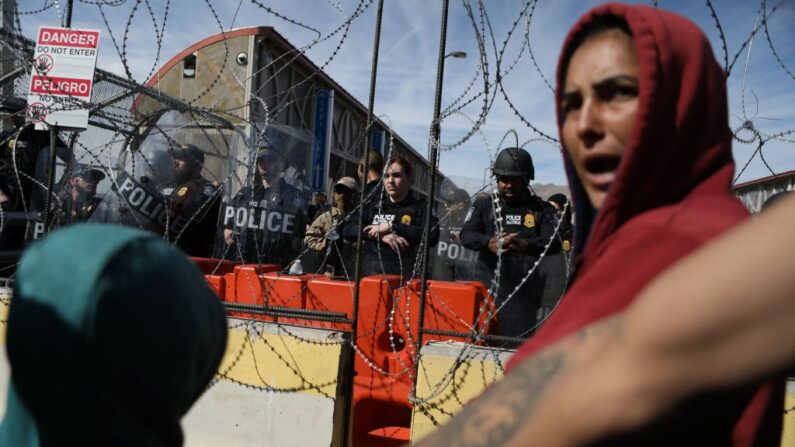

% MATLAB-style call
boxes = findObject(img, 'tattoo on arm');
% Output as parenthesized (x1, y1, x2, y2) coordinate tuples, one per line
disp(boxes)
(417, 350, 566, 446)
(416, 316, 624, 447)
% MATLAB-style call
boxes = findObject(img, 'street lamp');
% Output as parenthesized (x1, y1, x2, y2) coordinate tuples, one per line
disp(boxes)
(445, 51, 467, 59)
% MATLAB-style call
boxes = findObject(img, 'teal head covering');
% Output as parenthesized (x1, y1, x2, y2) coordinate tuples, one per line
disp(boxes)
(0, 224, 227, 446)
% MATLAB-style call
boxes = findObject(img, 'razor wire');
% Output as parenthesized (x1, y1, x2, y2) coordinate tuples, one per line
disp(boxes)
(0, 0, 792, 433)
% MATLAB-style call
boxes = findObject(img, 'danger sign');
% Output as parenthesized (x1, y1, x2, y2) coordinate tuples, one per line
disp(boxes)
(30, 76, 92, 97)
(27, 26, 100, 130)
(38, 28, 99, 49)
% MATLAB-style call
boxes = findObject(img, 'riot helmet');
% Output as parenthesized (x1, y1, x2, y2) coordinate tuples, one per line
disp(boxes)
(68, 164, 106, 184)
(492, 147, 534, 179)
(171, 143, 205, 165)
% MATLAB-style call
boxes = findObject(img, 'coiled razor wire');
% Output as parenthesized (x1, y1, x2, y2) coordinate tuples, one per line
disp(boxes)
(1, 0, 793, 428)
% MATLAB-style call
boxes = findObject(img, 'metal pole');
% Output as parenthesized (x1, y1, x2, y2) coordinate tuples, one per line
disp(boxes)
(346, 0, 384, 444)
(352, 0, 384, 321)
(362, 0, 384, 157)
(42, 125, 57, 231)
(42, 0, 74, 231)
(413, 0, 450, 393)
(351, 0, 384, 344)
(64, 0, 74, 28)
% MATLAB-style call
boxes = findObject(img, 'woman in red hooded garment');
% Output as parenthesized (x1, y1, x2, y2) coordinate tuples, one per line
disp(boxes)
(508, 3, 781, 445)
(415, 3, 783, 447)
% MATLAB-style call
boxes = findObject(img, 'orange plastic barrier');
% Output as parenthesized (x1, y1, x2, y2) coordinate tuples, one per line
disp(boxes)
(228, 264, 280, 320)
(304, 276, 355, 330)
(191, 257, 238, 275)
(260, 272, 323, 326)
(200, 262, 497, 446)
(191, 257, 238, 299)
(413, 280, 495, 344)
(351, 276, 413, 446)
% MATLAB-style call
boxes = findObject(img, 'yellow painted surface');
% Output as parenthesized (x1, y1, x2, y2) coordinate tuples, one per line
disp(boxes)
(411, 342, 513, 442)
(782, 379, 795, 447)
(217, 320, 344, 399)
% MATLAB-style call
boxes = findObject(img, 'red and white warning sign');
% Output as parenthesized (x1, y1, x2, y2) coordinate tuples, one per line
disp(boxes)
(26, 26, 100, 130)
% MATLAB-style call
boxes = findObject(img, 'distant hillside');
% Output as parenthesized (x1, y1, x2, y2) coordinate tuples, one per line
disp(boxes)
(445, 175, 570, 201)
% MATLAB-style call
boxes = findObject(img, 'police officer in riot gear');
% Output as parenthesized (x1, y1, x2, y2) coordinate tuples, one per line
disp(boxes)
(343, 156, 439, 278)
(537, 193, 573, 321)
(165, 144, 220, 257)
(433, 186, 479, 281)
(0, 111, 71, 214)
(222, 145, 307, 267)
(59, 164, 105, 225)
(460, 147, 558, 341)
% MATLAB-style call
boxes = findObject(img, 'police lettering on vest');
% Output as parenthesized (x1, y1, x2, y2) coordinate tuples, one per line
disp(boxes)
(117, 173, 189, 233)
(222, 205, 296, 235)
(436, 240, 478, 263)
(500, 210, 539, 234)
(372, 213, 396, 225)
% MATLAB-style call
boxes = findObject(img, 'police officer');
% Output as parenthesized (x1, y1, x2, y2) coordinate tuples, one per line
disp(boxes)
(343, 156, 439, 278)
(165, 143, 220, 257)
(433, 186, 479, 281)
(358, 149, 385, 202)
(537, 193, 573, 320)
(460, 147, 558, 341)
(59, 164, 105, 226)
(222, 145, 307, 267)
(0, 112, 70, 213)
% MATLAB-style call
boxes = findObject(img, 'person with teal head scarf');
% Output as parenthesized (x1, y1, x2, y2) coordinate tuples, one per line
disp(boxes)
(0, 224, 228, 446)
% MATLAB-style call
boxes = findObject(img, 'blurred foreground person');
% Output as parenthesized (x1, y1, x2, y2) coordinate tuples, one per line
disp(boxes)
(417, 184, 795, 447)
(0, 224, 227, 446)
(420, 3, 781, 446)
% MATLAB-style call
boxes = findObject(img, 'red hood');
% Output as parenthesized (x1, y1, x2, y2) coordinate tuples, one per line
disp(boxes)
(562, 3, 735, 265)
(507, 4, 781, 446)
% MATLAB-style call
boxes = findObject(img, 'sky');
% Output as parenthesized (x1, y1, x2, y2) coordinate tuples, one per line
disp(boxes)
(15, 0, 795, 191)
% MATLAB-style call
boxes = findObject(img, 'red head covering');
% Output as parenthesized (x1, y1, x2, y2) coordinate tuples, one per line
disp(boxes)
(507, 3, 781, 445)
